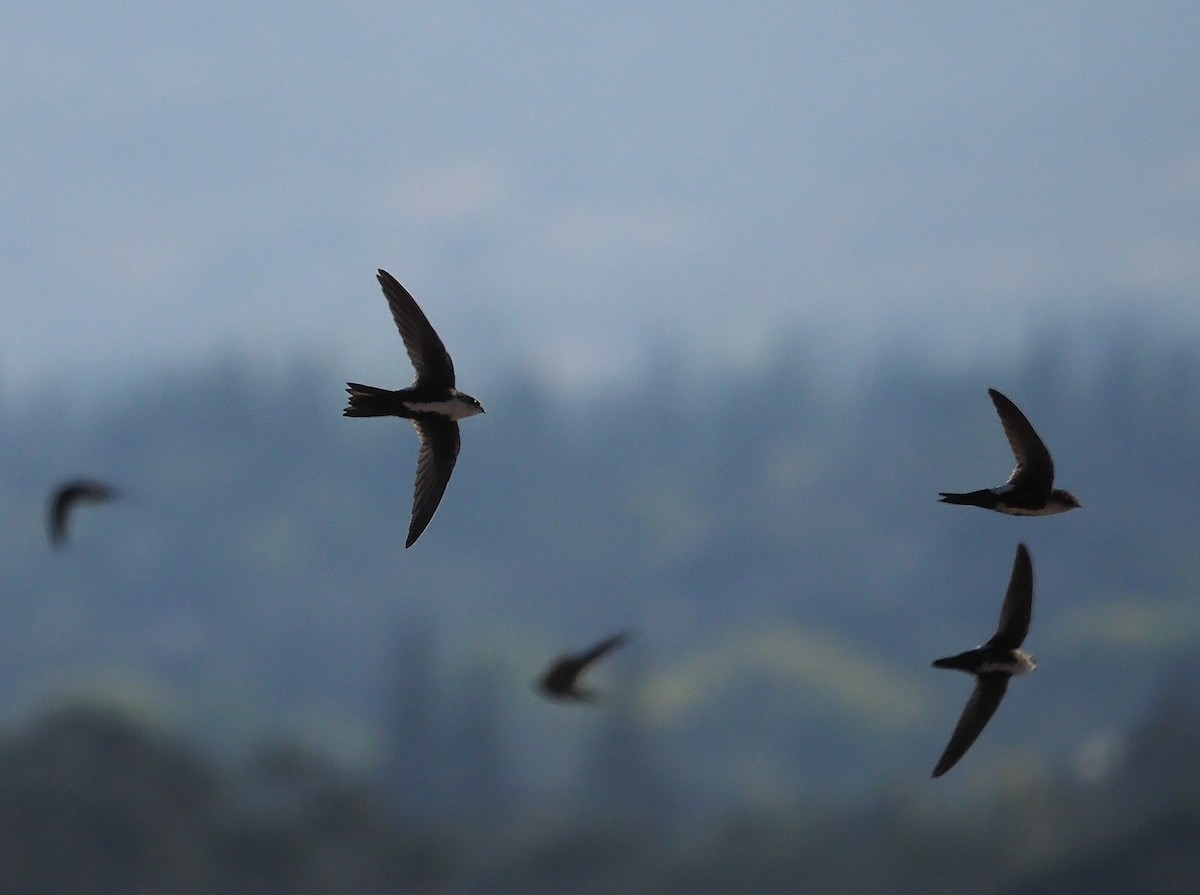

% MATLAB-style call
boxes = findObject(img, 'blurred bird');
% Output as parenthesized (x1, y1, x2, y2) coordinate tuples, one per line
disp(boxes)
(48, 478, 117, 547)
(344, 269, 484, 548)
(538, 632, 630, 702)
(939, 388, 1080, 515)
(930, 542, 1036, 778)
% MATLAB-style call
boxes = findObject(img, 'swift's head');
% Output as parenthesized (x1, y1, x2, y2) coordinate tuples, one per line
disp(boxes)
(1048, 489, 1081, 513)
(449, 391, 486, 420)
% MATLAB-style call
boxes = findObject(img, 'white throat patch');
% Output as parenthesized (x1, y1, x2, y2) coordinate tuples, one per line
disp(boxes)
(405, 392, 483, 420)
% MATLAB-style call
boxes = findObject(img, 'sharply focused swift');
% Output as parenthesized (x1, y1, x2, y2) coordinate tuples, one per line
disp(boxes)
(939, 388, 1080, 515)
(344, 269, 484, 548)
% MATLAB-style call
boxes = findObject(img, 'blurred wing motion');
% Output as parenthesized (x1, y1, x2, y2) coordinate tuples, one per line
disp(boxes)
(539, 631, 631, 701)
(576, 631, 630, 668)
(49, 479, 117, 547)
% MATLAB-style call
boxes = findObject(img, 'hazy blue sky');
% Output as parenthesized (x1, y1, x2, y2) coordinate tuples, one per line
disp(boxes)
(3, 3, 1199, 403)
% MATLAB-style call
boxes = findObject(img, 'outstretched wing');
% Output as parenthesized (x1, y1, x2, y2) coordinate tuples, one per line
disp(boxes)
(988, 542, 1034, 650)
(406, 419, 460, 548)
(988, 388, 1054, 495)
(577, 631, 631, 669)
(377, 269, 456, 389)
(932, 674, 1009, 778)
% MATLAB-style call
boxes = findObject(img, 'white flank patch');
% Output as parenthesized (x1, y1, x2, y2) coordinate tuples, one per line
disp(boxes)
(980, 652, 1036, 676)
(405, 395, 483, 421)
(1001, 505, 1068, 517)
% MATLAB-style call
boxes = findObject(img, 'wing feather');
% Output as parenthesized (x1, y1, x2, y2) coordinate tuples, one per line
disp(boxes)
(932, 675, 1009, 778)
(988, 543, 1034, 650)
(406, 419, 460, 548)
(377, 270, 456, 388)
(988, 388, 1054, 494)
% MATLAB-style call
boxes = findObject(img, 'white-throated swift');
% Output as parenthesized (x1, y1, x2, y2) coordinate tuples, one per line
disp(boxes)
(344, 269, 484, 548)
(931, 542, 1036, 778)
(939, 388, 1080, 515)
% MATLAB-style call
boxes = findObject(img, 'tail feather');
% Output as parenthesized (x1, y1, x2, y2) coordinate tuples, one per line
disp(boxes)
(933, 651, 978, 672)
(344, 383, 398, 417)
(938, 489, 997, 508)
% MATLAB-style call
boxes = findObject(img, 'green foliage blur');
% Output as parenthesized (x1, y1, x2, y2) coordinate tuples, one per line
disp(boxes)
(0, 692, 1196, 893)
(1, 318, 1200, 888)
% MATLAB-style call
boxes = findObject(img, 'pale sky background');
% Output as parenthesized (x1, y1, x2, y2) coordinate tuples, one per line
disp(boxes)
(3, 3, 1199, 406)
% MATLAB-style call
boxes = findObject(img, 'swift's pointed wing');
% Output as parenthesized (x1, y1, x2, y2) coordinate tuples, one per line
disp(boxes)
(377, 269, 456, 388)
(989, 388, 1054, 495)
(932, 675, 1009, 778)
(406, 419, 460, 548)
(576, 631, 631, 669)
(987, 543, 1034, 650)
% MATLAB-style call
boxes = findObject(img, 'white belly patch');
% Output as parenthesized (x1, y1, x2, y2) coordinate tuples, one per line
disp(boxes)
(406, 400, 459, 416)
(404, 394, 482, 420)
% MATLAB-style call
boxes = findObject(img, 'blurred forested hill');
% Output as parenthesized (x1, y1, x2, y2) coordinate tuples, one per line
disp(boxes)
(0, 318, 1198, 820)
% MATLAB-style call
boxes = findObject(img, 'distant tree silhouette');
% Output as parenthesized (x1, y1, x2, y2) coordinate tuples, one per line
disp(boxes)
(3, 323, 1200, 814)
(445, 660, 510, 820)
(1112, 662, 1200, 811)
(577, 655, 676, 820)
(0, 705, 220, 894)
(378, 623, 439, 817)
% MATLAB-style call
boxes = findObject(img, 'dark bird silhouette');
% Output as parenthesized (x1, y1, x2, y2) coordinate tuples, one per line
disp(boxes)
(939, 387, 1080, 515)
(931, 542, 1036, 778)
(344, 269, 484, 547)
(538, 632, 630, 702)
(48, 478, 117, 547)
